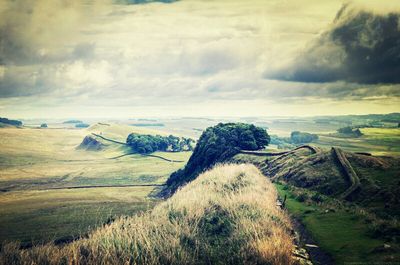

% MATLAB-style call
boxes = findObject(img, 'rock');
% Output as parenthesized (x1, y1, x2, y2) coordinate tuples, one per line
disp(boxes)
(305, 244, 319, 248)
(78, 135, 104, 151)
(293, 246, 313, 265)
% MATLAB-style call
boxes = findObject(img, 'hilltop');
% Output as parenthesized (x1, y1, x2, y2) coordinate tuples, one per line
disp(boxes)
(87, 122, 170, 143)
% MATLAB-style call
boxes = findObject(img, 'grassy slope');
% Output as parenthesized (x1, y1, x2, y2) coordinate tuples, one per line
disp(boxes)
(0, 127, 190, 245)
(1, 164, 295, 265)
(233, 150, 400, 264)
(0, 187, 157, 245)
(275, 184, 397, 264)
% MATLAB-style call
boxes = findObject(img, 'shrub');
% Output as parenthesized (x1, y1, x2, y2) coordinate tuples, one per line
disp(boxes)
(296, 193, 308, 202)
(75, 123, 90, 128)
(311, 193, 324, 203)
(290, 131, 318, 144)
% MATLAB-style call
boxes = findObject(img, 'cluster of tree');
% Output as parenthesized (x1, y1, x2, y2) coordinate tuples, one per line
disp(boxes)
(126, 133, 194, 154)
(270, 135, 295, 149)
(290, 131, 319, 144)
(75, 123, 90, 128)
(165, 123, 270, 195)
(270, 131, 318, 149)
(337, 126, 363, 137)
(40, 123, 48, 128)
(0, 117, 22, 126)
(63, 120, 83, 124)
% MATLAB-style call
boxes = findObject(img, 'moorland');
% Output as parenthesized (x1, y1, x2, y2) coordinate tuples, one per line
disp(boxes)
(0, 113, 399, 264)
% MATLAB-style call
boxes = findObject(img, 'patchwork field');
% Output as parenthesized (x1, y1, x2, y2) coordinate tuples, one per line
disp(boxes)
(0, 125, 190, 245)
(315, 128, 400, 156)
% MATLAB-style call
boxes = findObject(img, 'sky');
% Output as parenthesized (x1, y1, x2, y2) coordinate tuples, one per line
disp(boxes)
(0, 0, 399, 119)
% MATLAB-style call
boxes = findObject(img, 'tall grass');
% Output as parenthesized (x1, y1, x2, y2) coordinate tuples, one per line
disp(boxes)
(1, 164, 294, 265)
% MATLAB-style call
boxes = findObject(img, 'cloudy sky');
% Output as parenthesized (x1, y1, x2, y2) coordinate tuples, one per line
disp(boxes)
(0, 0, 399, 118)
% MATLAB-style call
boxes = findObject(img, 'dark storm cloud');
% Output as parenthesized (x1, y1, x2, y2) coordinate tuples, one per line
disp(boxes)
(0, 16, 32, 65)
(0, 0, 97, 66)
(265, 4, 400, 84)
(0, 67, 52, 97)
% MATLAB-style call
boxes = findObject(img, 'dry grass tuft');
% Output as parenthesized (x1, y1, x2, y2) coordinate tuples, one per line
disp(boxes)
(1, 164, 294, 265)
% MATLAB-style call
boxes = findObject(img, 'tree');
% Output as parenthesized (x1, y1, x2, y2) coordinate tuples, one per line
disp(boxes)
(338, 126, 353, 134)
(126, 133, 194, 154)
(40, 123, 48, 128)
(290, 131, 318, 144)
(337, 126, 363, 137)
(75, 123, 90, 128)
(0, 117, 22, 126)
(166, 123, 270, 194)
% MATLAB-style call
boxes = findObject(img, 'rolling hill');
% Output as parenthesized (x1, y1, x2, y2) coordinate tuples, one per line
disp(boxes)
(233, 146, 400, 263)
(0, 164, 297, 265)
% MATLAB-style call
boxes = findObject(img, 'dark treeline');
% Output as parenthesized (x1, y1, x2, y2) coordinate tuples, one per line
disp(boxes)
(165, 123, 270, 195)
(63, 120, 83, 124)
(290, 131, 318, 144)
(126, 133, 194, 154)
(0, 117, 22, 126)
(337, 126, 363, 137)
(75, 123, 90, 128)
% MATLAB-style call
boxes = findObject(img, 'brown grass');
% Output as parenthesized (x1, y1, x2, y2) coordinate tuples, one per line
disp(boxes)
(0, 164, 294, 265)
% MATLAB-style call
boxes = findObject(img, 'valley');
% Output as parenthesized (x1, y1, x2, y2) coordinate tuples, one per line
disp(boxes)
(0, 124, 190, 245)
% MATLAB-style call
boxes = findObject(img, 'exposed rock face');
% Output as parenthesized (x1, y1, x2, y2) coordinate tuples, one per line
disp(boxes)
(78, 135, 104, 151)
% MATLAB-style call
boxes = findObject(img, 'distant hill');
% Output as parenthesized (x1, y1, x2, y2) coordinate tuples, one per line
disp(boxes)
(63, 120, 83, 124)
(130, 123, 165, 127)
(0, 117, 22, 127)
(87, 123, 169, 142)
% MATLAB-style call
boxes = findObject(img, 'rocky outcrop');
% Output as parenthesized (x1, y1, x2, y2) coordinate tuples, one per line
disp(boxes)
(77, 135, 104, 151)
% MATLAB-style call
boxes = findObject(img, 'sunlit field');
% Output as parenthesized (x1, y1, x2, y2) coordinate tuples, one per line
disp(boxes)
(316, 128, 400, 156)
(0, 125, 190, 245)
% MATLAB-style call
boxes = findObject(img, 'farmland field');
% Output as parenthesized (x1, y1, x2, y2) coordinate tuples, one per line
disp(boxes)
(0, 125, 190, 245)
(315, 128, 400, 156)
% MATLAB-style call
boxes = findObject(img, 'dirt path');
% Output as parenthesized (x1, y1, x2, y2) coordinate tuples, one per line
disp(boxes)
(291, 217, 335, 265)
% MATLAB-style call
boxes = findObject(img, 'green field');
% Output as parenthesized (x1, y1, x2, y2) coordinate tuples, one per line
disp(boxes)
(276, 184, 400, 264)
(0, 126, 190, 245)
(315, 128, 400, 156)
